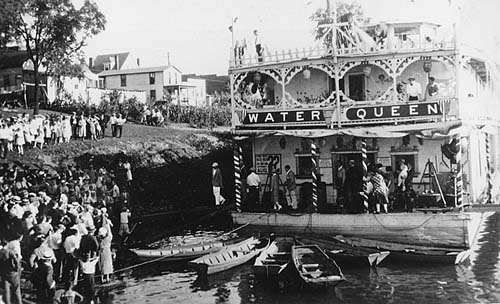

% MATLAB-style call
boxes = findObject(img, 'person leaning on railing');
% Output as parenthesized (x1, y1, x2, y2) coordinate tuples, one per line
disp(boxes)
(406, 77, 422, 102)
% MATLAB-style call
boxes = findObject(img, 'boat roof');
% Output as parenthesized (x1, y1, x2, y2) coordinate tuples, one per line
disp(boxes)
(221, 121, 464, 140)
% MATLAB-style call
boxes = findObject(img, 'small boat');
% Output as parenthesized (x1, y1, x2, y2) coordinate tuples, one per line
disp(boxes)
(189, 236, 270, 275)
(253, 238, 293, 278)
(295, 237, 390, 267)
(130, 239, 226, 262)
(336, 236, 471, 265)
(292, 245, 345, 287)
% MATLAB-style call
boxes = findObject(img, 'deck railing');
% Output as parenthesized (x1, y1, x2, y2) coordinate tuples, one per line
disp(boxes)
(229, 39, 456, 69)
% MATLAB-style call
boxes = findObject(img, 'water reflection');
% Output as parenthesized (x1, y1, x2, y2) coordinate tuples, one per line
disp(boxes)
(102, 214, 500, 304)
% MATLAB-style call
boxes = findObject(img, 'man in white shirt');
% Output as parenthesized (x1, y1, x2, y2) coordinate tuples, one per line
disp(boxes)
(254, 29, 263, 62)
(406, 77, 422, 101)
(246, 167, 261, 209)
(62, 228, 81, 283)
(109, 113, 117, 137)
(425, 76, 439, 100)
(0, 122, 9, 159)
(116, 114, 126, 138)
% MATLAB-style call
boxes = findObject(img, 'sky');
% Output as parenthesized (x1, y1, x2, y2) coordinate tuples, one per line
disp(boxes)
(82, 0, 500, 76)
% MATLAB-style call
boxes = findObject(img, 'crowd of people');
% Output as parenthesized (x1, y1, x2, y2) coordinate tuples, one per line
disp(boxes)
(0, 112, 128, 157)
(140, 107, 165, 127)
(0, 160, 134, 304)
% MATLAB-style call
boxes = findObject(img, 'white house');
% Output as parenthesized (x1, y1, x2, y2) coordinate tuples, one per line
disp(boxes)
(98, 64, 208, 106)
(46, 64, 146, 105)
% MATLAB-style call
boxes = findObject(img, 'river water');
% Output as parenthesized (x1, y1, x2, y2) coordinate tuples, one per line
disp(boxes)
(98, 213, 500, 304)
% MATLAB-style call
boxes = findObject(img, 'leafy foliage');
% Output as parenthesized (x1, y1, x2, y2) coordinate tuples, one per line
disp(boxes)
(0, 0, 106, 114)
(310, 1, 368, 48)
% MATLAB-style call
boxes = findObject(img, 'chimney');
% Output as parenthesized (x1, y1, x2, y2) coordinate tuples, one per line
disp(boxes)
(136, 58, 140, 67)
(114, 55, 119, 70)
(88, 57, 93, 68)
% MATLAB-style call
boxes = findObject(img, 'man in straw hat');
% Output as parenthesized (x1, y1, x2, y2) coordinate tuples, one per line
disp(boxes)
(406, 76, 422, 101)
(211, 162, 225, 206)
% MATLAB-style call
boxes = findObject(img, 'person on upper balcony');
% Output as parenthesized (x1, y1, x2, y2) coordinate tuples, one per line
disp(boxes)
(425, 76, 439, 101)
(254, 29, 264, 63)
(406, 77, 422, 102)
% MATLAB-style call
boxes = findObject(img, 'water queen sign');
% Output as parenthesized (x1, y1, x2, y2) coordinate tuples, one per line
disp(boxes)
(243, 109, 325, 124)
(345, 102, 442, 121)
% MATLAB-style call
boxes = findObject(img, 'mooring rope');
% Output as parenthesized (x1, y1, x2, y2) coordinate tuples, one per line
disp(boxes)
(371, 213, 436, 231)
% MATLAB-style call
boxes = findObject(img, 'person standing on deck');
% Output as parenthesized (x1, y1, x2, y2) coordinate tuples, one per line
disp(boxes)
(254, 29, 263, 62)
(284, 165, 298, 210)
(371, 164, 389, 214)
(425, 76, 439, 101)
(406, 77, 422, 101)
(270, 168, 282, 211)
(212, 162, 225, 206)
(344, 159, 363, 213)
(246, 167, 261, 209)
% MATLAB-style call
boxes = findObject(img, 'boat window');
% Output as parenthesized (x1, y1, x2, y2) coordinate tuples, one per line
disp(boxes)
(295, 154, 318, 178)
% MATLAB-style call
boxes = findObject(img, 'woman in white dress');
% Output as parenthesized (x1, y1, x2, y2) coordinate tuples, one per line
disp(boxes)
(78, 115, 87, 140)
(98, 225, 113, 283)
(62, 116, 72, 142)
(15, 122, 25, 155)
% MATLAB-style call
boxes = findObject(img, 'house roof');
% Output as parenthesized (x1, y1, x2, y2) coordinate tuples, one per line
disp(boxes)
(0, 50, 29, 69)
(91, 52, 130, 72)
(98, 65, 183, 77)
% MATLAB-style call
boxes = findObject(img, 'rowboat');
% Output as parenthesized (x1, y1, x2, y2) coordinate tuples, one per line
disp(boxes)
(130, 239, 226, 262)
(189, 236, 270, 275)
(292, 245, 345, 287)
(253, 238, 293, 278)
(295, 237, 390, 267)
(335, 236, 471, 265)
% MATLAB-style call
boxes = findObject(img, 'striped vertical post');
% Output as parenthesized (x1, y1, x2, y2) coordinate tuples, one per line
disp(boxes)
(454, 137, 464, 211)
(485, 133, 493, 204)
(233, 145, 242, 212)
(311, 141, 318, 212)
(361, 138, 369, 212)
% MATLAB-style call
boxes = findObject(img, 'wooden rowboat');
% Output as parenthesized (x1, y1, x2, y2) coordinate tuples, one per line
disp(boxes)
(335, 236, 471, 265)
(253, 238, 293, 278)
(189, 236, 270, 275)
(130, 239, 226, 262)
(295, 237, 390, 267)
(292, 245, 345, 287)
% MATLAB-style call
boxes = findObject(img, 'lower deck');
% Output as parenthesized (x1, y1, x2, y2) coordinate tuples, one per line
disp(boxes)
(231, 211, 493, 249)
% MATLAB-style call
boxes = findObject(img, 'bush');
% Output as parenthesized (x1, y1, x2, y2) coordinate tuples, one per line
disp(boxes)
(42, 96, 232, 128)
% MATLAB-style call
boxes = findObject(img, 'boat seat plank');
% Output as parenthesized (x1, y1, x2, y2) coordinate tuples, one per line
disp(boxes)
(262, 259, 288, 264)
(301, 263, 320, 268)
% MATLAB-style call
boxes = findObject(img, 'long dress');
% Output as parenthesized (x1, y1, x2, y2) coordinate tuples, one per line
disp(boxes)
(62, 119, 72, 140)
(78, 118, 87, 138)
(99, 228, 113, 276)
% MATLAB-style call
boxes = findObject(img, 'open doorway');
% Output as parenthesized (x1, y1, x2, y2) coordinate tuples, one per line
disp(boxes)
(347, 74, 365, 101)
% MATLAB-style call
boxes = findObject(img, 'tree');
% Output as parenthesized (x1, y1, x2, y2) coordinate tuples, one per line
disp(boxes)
(310, 1, 368, 49)
(0, 0, 106, 114)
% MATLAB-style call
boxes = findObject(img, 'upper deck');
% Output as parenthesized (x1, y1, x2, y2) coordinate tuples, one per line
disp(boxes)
(229, 21, 456, 71)
(228, 21, 497, 131)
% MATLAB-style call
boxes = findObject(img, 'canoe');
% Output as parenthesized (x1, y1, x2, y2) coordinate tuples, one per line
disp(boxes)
(253, 238, 293, 278)
(189, 236, 270, 275)
(292, 245, 345, 287)
(335, 236, 471, 265)
(130, 239, 226, 262)
(295, 237, 390, 267)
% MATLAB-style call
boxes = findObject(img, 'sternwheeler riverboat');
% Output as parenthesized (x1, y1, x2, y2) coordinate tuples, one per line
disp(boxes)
(222, 11, 499, 251)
